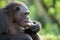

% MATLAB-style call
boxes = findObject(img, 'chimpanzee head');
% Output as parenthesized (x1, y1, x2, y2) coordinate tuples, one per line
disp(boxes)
(5, 2, 32, 29)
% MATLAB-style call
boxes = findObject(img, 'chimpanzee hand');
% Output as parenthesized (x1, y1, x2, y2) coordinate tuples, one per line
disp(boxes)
(25, 21, 41, 34)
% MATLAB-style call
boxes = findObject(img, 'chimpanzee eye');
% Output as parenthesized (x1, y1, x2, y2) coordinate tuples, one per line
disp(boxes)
(24, 12, 29, 15)
(15, 6, 20, 11)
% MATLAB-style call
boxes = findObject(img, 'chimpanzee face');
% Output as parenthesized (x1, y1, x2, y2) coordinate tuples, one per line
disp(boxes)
(14, 3, 31, 28)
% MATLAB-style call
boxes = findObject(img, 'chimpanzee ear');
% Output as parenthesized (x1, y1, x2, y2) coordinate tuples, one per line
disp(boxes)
(15, 6, 20, 11)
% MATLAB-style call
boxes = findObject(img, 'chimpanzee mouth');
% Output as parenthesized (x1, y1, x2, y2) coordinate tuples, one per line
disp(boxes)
(13, 19, 31, 27)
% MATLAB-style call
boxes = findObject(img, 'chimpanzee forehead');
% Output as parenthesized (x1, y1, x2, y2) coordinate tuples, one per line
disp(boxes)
(19, 3, 30, 13)
(6, 2, 30, 14)
(14, 2, 30, 14)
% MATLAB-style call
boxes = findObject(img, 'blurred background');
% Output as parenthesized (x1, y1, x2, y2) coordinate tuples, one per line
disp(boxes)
(0, 0, 60, 40)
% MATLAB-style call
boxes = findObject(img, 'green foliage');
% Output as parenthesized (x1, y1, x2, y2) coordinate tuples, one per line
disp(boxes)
(0, 1, 6, 7)
(43, 0, 53, 7)
(29, 5, 36, 20)
(45, 23, 59, 35)
(42, 0, 60, 35)
(55, 1, 60, 19)
(41, 34, 60, 40)
(48, 7, 55, 15)
(39, 29, 46, 35)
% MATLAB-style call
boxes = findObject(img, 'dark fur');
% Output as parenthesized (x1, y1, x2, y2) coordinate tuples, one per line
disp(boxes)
(0, 2, 40, 40)
(0, 8, 33, 40)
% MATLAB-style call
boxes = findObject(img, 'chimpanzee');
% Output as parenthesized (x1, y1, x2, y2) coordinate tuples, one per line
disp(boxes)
(0, 2, 41, 40)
